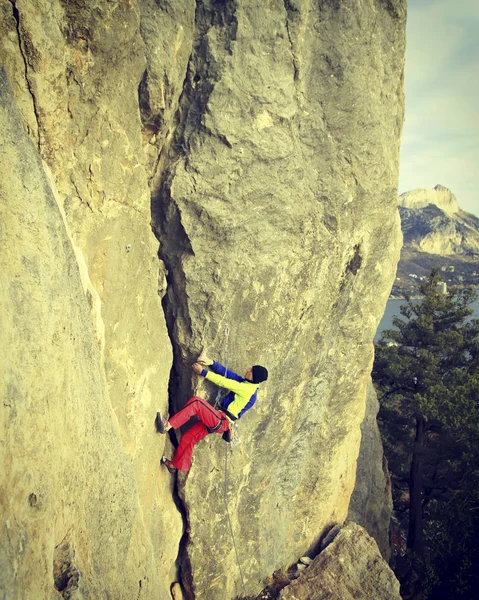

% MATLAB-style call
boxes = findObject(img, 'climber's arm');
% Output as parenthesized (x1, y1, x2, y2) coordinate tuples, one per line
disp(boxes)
(210, 360, 243, 382)
(197, 351, 243, 381)
(203, 370, 249, 394)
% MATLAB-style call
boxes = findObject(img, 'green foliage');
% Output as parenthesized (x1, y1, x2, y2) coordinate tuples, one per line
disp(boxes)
(373, 270, 479, 599)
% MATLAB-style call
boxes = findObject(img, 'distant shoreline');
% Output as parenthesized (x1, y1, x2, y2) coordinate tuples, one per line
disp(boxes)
(377, 295, 479, 340)
(389, 285, 479, 301)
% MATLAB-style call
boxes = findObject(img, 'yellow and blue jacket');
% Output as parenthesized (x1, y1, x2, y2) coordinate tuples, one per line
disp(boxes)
(200, 361, 259, 421)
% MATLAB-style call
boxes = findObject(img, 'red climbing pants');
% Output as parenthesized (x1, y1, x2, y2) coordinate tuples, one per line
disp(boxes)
(169, 396, 230, 472)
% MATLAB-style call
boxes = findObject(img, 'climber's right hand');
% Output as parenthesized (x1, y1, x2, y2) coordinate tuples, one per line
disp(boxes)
(197, 351, 213, 366)
(192, 363, 203, 375)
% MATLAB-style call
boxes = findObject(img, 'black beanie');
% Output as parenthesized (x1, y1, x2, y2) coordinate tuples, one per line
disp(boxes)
(252, 365, 268, 384)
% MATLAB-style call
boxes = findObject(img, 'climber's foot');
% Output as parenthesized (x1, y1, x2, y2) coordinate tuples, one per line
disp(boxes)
(161, 456, 177, 475)
(156, 412, 171, 433)
(155, 412, 165, 433)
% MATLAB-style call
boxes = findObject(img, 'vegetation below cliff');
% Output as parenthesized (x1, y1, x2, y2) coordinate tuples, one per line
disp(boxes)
(374, 271, 479, 598)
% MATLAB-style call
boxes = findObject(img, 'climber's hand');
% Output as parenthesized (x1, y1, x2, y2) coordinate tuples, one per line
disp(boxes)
(192, 363, 203, 375)
(197, 351, 213, 366)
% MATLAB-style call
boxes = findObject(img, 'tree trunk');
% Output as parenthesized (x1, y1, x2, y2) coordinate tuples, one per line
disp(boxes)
(407, 413, 426, 553)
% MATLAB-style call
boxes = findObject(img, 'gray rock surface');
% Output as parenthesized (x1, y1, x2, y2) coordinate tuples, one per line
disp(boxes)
(0, 0, 406, 598)
(0, 67, 181, 600)
(348, 380, 393, 560)
(150, 1, 405, 597)
(278, 523, 401, 600)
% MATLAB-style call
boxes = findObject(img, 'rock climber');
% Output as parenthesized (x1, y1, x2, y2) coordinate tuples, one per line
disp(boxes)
(156, 351, 268, 474)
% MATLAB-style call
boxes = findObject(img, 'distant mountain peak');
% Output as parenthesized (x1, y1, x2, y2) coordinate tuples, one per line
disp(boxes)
(398, 185, 459, 215)
(393, 187, 479, 297)
(397, 186, 479, 258)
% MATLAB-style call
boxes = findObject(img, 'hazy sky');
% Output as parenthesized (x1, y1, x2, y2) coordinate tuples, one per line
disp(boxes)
(399, 0, 479, 216)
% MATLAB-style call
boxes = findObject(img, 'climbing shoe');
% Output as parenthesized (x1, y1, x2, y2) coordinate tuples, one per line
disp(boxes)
(161, 456, 177, 475)
(155, 412, 166, 434)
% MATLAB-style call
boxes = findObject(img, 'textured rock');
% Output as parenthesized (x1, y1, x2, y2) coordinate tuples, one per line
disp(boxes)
(0, 1, 173, 453)
(172, 582, 185, 600)
(278, 523, 401, 600)
(1, 0, 185, 594)
(0, 68, 182, 600)
(399, 184, 459, 214)
(348, 380, 393, 560)
(150, 1, 405, 597)
(1, 0, 406, 598)
(139, 0, 196, 173)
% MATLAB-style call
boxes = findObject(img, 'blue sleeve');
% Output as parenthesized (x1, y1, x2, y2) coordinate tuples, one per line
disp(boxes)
(211, 360, 243, 382)
(237, 390, 258, 419)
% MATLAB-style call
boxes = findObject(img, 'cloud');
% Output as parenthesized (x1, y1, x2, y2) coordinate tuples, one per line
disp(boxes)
(399, 0, 479, 215)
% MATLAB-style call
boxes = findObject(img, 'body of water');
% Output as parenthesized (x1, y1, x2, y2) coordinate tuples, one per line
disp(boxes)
(375, 298, 479, 341)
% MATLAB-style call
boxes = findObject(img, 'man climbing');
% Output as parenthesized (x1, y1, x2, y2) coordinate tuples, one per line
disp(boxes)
(156, 351, 268, 474)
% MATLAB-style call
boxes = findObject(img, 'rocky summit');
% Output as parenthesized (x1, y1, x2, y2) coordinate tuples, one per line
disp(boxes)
(1, 1, 406, 599)
(393, 185, 479, 296)
(399, 184, 459, 215)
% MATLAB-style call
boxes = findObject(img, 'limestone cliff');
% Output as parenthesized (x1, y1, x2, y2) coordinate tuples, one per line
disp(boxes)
(278, 523, 401, 600)
(348, 380, 392, 561)
(0, 68, 181, 600)
(0, 1, 406, 598)
(151, 2, 405, 596)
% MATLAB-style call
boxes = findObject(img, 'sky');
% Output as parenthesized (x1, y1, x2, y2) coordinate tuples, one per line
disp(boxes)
(399, 0, 479, 216)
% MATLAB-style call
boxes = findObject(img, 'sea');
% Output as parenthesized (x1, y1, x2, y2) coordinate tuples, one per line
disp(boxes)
(375, 298, 479, 341)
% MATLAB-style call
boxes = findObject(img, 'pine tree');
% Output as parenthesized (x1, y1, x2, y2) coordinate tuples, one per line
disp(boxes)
(373, 270, 479, 599)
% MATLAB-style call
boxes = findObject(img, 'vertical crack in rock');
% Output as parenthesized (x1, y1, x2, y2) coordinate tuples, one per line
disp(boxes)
(283, 0, 300, 82)
(138, 68, 163, 138)
(154, 178, 195, 407)
(8, 0, 41, 149)
(346, 244, 363, 276)
(150, 0, 239, 407)
(150, 128, 196, 600)
(338, 244, 363, 297)
(173, 477, 195, 600)
(146, 2, 238, 596)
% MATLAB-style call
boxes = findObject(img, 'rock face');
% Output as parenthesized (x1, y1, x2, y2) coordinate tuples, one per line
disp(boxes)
(0, 1, 406, 599)
(278, 523, 401, 600)
(0, 68, 181, 600)
(152, 1, 405, 597)
(348, 380, 393, 560)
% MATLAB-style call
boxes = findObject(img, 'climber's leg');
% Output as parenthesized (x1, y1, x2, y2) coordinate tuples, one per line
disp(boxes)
(170, 422, 209, 472)
(169, 396, 224, 430)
